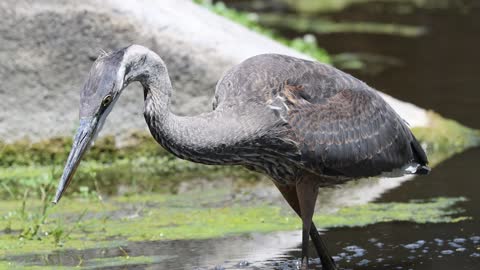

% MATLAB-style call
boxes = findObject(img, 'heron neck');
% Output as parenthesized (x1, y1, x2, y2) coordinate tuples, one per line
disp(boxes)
(140, 69, 236, 165)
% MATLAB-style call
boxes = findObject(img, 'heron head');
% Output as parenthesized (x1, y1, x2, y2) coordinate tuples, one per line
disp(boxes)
(53, 45, 165, 204)
(53, 48, 129, 204)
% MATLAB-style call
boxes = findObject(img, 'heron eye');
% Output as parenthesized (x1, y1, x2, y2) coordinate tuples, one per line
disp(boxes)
(102, 95, 112, 107)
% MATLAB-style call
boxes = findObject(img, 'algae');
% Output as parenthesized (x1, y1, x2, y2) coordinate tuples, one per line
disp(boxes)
(0, 189, 469, 256)
(258, 13, 426, 37)
(282, 0, 470, 14)
(411, 111, 480, 166)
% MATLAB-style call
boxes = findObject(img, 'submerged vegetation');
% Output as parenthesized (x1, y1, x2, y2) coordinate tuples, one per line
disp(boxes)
(257, 13, 426, 37)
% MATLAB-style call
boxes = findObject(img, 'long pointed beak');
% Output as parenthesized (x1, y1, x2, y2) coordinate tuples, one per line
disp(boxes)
(53, 117, 98, 204)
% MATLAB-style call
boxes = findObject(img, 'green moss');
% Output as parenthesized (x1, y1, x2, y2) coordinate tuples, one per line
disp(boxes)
(0, 161, 259, 200)
(0, 261, 71, 270)
(284, 0, 373, 14)
(0, 132, 169, 167)
(412, 111, 480, 166)
(0, 192, 468, 257)
(194, 0, 331, 63)
(282, 0, 466, 14)
(0, 133, 260, 199)
(0, 255, 161, 270)
(258, 13, 426, 37)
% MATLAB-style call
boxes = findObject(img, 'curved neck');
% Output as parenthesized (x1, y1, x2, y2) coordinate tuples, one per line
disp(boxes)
(124, 46, 240, 164)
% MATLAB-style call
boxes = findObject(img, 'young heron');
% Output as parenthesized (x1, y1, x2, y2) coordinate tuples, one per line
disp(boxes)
(54, 45, 429, 269)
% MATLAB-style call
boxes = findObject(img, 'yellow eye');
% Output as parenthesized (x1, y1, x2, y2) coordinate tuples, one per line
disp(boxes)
(102, 95, 112, 107)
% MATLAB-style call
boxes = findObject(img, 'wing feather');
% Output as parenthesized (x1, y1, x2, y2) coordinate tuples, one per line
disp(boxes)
(286, 72, 423, 178)
(212, 54, 427, 178)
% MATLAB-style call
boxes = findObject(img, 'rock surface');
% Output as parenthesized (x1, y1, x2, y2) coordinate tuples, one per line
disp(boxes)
(0, 0, 427, 142)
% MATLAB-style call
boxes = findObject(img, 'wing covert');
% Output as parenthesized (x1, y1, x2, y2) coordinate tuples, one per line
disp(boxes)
(288, 84, 416, 178)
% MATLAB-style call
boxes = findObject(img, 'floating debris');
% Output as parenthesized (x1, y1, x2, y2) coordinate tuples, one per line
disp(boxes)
(357, 259, 370, 266)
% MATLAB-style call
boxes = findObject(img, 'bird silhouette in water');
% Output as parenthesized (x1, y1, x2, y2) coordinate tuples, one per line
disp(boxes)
(53, 45, 429, 270)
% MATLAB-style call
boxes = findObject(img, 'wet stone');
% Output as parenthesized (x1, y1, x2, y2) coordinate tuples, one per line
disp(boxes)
(356, 259, 370, 266)
(404, 242, 423, 249)
(368, 238, 378, 243)
(448, 241, 463, 248)
(470, 253, 480, 258)
(440, 250, 454, 255)
(331, 255, 343, 262)
(337, 252, 348, 258)
(470, 236, 480, 243)
(343, 245, 366, 257)
(453, 238, 466, 243)
(236, 260, 250, 267)
(434, 238, 444, 245)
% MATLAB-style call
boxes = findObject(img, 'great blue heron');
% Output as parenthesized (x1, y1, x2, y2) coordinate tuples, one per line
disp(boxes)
(53, 45, 429, 270)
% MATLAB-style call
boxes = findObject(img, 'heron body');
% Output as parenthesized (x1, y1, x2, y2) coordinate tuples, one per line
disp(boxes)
(54, 45, 429, 270)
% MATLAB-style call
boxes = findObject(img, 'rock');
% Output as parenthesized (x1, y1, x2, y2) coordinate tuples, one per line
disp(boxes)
(0, 0, 427, 142)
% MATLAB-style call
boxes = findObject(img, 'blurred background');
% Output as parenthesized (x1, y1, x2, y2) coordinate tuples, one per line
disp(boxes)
(0, 0, 479, 269)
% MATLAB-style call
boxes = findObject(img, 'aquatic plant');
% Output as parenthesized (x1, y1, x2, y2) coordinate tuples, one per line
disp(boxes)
(412, 111, 480, 166)
(257, 13, 426, 37)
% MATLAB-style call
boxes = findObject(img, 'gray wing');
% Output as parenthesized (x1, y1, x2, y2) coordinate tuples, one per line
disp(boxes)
(213, 54, 428, 178)
(276, 57, 427, 177)
(288, 85, 427, 177)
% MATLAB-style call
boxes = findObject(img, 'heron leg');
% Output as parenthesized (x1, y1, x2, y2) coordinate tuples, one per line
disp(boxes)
(274, 183, 337, 270)
(296, 176, 318, 269)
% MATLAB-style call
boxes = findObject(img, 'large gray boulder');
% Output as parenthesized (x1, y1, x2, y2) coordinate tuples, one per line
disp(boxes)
(0, 0, 427, 142)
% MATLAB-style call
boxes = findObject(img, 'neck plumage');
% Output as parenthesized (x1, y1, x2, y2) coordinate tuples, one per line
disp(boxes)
(125, 47, 241, 165)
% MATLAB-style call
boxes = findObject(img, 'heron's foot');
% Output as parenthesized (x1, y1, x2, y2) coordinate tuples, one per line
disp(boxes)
(300, 257, 308, 270)
(320, 256, 338, 270)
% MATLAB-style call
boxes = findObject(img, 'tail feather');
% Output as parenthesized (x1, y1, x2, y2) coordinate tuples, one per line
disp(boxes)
(410, 137, 430, 175)
(410, 138, 428, 165)
(415, 165, 431, 175)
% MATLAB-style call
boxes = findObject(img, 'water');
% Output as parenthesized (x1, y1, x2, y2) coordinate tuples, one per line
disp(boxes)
(316, 3, 480, 130)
